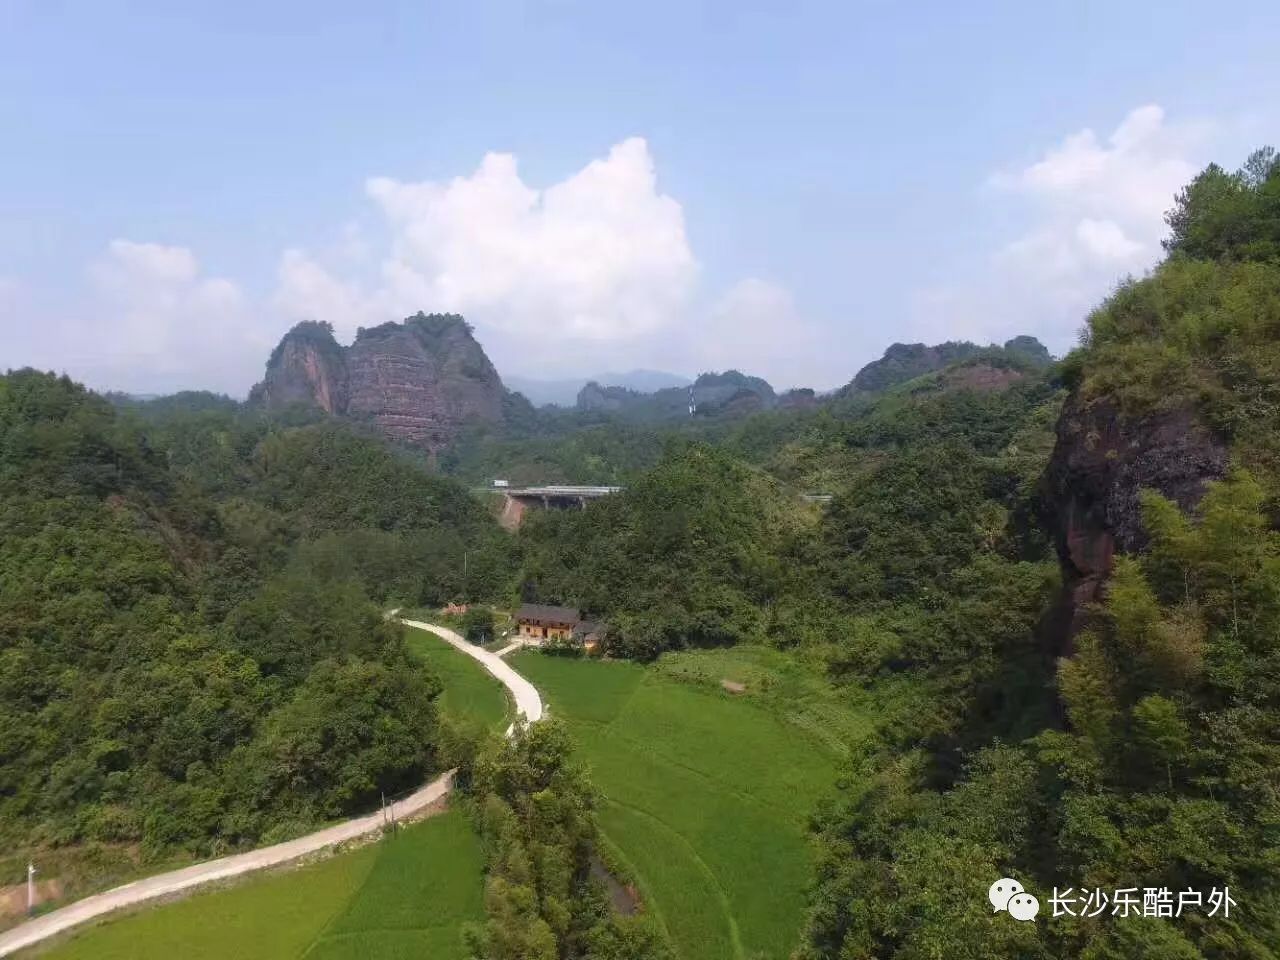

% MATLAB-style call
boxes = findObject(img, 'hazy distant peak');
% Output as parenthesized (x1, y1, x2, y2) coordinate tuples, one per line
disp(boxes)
(503, 369, 691, 407)
(844, 336, 1051, 395)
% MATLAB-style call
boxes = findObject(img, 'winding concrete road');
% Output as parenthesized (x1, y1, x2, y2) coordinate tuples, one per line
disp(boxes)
(399, 618, 543, 729)
(0, 617, 542, 958)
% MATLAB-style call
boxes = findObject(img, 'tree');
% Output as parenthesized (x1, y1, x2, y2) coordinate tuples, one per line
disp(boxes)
(461, 607, 496, 645)
(1164, 147, 1280, 262)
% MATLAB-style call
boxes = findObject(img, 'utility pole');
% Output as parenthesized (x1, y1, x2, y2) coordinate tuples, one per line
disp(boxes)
(27, 862, 35, 916)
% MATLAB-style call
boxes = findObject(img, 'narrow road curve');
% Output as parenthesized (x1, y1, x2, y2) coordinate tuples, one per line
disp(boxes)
(0, 617, 542, 958)
(398, 618, 543, 728)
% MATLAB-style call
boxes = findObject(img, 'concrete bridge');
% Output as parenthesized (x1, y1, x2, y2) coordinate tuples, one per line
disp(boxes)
(498, 485, 622, 529)
(492, 484, 831, 530)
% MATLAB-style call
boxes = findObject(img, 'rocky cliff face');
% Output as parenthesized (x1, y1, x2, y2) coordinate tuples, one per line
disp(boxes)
(249, 320, 348, 414)
(1043, 393, 1228, 653)
(251, 314, 505, 453)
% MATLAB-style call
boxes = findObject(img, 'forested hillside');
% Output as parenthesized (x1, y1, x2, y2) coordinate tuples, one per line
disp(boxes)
(793, 148, 1280, 958)
(512, 149, 1280, 958)
(439, 337, 1051, 489)
(0, 373, 510, 870)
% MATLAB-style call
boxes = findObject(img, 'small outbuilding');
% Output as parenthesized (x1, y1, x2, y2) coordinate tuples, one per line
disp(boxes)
(515, 603, 581, 641)
(572, 620, 607, 653)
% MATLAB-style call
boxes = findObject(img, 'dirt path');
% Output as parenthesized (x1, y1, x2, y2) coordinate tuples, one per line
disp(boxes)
(0, 618, 542, 957)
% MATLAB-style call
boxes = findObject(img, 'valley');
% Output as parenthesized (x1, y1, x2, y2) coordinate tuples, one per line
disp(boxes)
(511, 647, 873, 960)
(1, 145, 1278, 959)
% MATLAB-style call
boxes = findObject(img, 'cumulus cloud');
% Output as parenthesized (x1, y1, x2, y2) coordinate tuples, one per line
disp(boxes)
(993, 104, 1198, 230)
(273, 248, 379, 333)
(913, 105, 1207, 351)
(12, 139, 819, 393)
(684, 278, 832, 388)
(276, 138, 699, 364)
(989, 104, 1198, 275)
(68, 240, 267, 394)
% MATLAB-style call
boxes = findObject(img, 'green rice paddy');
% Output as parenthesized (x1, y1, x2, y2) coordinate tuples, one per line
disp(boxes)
(30, 809, 484, 960)
(510, 646, 869, 960)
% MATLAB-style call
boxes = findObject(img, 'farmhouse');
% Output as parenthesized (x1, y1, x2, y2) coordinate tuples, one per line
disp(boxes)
(516, 603, 581, 641)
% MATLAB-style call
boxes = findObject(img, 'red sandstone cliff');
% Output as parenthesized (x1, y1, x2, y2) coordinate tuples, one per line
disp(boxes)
(250, 314, 505, 453)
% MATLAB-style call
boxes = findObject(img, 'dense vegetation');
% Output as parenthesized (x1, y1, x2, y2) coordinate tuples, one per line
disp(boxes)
(790, 149, 1280, 959)
(0, 372, 510, 865)
(462, 719, 670, 960)
(503, 149, 1280, 958)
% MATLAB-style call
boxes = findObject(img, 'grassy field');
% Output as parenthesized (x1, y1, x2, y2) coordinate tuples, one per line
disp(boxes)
(510, 645, 871, 960)
(29, 808, 484, 960)
(402, 624, 511, 731)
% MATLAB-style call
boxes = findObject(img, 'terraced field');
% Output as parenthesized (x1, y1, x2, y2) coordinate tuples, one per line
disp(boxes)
(510, 647, 867, 960)
(29, 809, 483, 960)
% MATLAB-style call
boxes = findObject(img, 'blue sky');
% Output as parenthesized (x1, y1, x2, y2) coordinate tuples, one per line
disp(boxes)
(2, 0, 1278, 394)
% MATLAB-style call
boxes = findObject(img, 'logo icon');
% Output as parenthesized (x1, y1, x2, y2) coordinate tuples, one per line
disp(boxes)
(989, 877, 1039, 922)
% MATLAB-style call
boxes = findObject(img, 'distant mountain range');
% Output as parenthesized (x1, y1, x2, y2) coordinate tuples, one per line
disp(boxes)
(504, 369, 691, 407)
(576, 370, 818, 421)
(251, 314, 1053, 451)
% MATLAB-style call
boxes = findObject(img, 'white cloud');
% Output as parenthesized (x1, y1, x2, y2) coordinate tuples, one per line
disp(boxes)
(991, 103, 1198, 259)
(276, 137, 699, 357)
(273, 248, 379, 333)
(68, 240, 267, 394)
(913, 104, 1208, 352)
(685, 278, 831, 388)
(1074, 218, 1143, 261)
(12, 139, 822, 393)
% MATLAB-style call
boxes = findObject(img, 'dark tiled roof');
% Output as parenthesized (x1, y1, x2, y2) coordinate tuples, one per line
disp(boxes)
(516, 603, 581, 625)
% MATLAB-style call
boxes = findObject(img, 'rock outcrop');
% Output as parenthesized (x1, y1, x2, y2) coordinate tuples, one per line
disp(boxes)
(1043, 394, 1228, 653)
(937, 362, 1028, 393)
(843, 336, 1051, 396)
(250, 314, 505, 453)
(250, 320, 348, 414)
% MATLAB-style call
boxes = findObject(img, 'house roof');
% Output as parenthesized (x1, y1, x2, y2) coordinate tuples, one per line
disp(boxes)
(516, 602, 581, 625)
